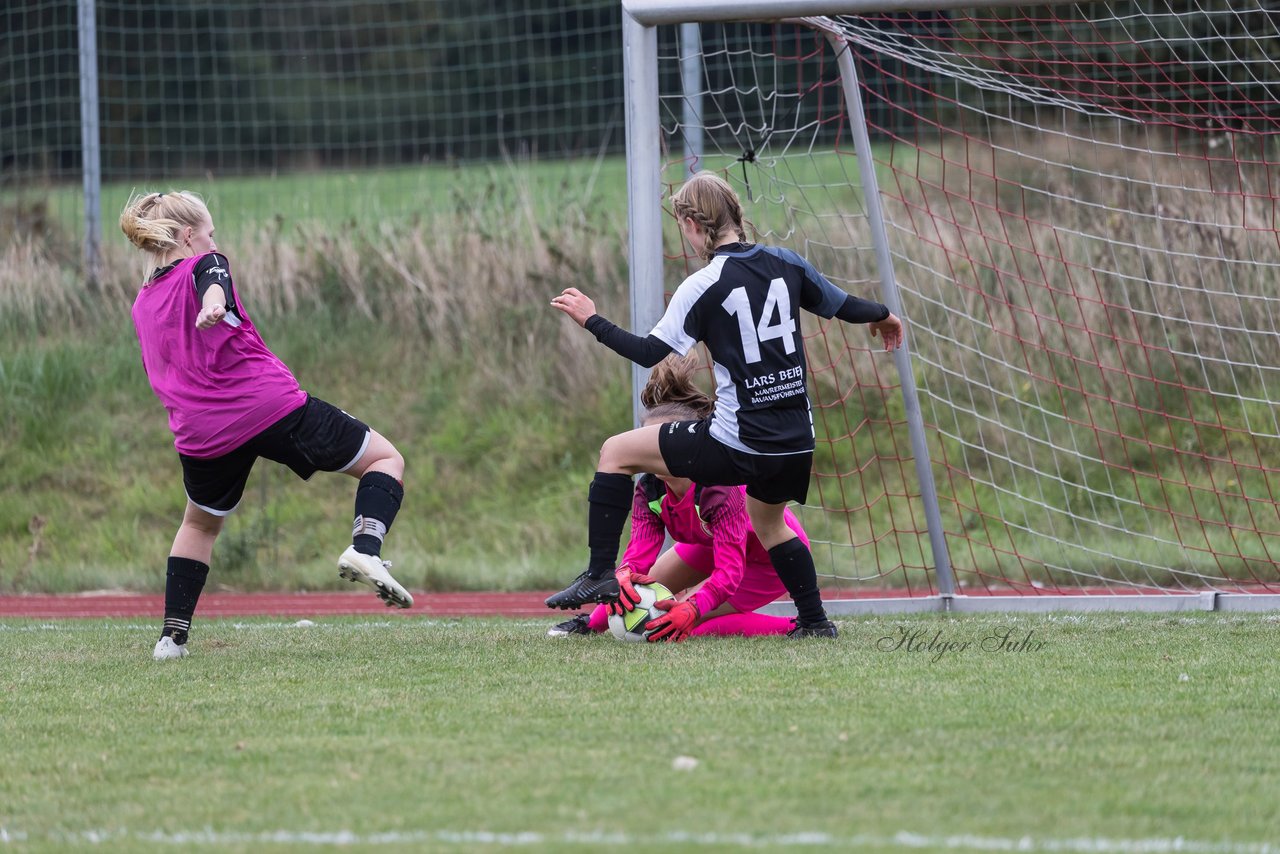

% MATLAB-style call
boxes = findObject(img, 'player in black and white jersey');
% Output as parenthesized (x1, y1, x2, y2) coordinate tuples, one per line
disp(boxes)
(547, 171, 903, 638)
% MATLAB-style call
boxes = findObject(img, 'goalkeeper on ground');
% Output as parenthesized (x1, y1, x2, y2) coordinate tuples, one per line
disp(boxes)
(547, 354, 808, 642)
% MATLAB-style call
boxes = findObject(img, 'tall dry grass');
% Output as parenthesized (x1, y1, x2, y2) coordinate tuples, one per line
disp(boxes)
(1, 179, 637, 594)
(881, 128, 1280, 427)
(871, 125, 1280, 588)
(1, 184, 629, 402)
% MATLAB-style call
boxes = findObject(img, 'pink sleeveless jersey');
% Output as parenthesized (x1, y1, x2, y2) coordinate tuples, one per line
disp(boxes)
(131, 253, 307, 458)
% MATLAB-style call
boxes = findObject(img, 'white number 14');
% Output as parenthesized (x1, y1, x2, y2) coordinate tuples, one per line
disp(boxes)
(722, 279, 797, 364)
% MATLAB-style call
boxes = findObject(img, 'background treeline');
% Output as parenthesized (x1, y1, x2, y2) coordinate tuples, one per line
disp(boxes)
(4, 1, 1278, 183)
(3, 0, 625, 176)
(7, 0, 1280, 184)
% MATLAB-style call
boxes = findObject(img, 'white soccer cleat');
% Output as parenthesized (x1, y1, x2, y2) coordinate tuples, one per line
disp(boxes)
(153, 636, 189, 660)
(338, 546, 414, 609)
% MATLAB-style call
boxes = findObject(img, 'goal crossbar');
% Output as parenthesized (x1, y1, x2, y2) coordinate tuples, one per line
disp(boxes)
(623, 0, 1049, 26)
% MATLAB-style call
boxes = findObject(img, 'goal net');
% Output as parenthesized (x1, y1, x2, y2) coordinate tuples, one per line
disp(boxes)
(648, 2, 1280, 600)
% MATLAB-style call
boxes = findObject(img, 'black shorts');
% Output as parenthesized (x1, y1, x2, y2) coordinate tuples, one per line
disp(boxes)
(657, 418, 812, 506)
(179, 396, 370, 515)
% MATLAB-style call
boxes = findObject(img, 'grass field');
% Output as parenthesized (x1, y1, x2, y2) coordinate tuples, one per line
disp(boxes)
(6, 149, 888, 242)
(6, 156, 633, 242)
(2, 612, 1278, 853)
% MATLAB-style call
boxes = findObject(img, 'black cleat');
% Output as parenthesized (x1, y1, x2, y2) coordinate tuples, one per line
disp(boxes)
(546, 613, 594, 637)
(787, 619, 839, 639)
(545, 572, 620, 609)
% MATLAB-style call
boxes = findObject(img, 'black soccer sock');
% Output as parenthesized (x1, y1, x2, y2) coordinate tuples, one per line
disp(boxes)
(162, 556, 209, 645)
(768, 538, 829, 625)
(587, 472, 634, 579)
(352, 471, 404, 557)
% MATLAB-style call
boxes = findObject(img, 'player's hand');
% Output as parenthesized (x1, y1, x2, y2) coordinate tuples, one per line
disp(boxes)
(646, 598, 699, 643)
(550, 287, 596, 327)
(608, 565, 656, 615)
(196, 304, 227, 329)
(869, 312, 903, 351)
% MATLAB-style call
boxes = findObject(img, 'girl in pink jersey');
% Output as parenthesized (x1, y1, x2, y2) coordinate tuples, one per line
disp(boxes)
(547, 355, 802, 641)
(120, 191, 414, 661)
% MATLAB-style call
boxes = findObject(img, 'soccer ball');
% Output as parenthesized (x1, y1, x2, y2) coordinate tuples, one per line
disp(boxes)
(607, 581, 675, 643)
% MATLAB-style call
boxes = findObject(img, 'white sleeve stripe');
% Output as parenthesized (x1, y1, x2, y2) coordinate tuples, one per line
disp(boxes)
(649, 256, 727, 355)
(649, 325, 687, 354)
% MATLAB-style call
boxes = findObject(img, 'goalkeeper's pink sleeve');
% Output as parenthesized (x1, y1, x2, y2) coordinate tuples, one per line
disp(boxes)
(688, 487, 750, 616)
(617, 485, 665, 573)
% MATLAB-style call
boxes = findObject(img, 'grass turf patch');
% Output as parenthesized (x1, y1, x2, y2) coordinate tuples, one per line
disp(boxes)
(1, 613, 1277, 852)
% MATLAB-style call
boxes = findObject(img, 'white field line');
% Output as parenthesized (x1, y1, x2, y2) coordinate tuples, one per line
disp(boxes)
(0, 620, 557, 633)
(0, 828, 1275, 852)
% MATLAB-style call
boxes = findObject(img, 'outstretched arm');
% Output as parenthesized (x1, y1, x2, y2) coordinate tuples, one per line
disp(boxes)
(828, 290, 903, 352)
(868, 312, 904, 351)
(834, 294, 904, 352)
(780, 245, 905, 352)
(551, 287, 674, 367)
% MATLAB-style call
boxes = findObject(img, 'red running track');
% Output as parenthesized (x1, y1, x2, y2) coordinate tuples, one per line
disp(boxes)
(0, 591, 563, 619)
(0, 589, 939, 619)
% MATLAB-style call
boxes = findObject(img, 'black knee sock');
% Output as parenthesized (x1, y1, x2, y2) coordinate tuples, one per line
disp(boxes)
(587, 472, 633, 579)
(162, 556, 209, 645)
(768, 538, 828, 625)
(352, 471, 404, 557)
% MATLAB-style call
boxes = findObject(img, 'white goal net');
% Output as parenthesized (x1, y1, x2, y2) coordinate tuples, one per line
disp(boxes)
(640, 2, 1280, 602)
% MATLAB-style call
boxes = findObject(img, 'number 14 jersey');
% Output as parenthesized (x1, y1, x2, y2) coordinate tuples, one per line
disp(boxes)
(649, 243, 859, 456)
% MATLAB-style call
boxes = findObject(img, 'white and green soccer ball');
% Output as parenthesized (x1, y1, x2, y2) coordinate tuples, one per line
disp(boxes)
(607, 581, 675, 643)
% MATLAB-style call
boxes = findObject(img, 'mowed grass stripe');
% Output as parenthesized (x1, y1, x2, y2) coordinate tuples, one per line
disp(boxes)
(1, 827, 1277, 852)
(2, 613, 1278, 851)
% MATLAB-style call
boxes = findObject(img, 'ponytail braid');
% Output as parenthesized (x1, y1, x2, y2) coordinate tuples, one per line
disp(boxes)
(672, 171, 748, 262)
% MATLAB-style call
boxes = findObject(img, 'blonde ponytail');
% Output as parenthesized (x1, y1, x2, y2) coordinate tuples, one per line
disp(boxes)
(119, 190, 210, 265)
(642, 353, 715, 422)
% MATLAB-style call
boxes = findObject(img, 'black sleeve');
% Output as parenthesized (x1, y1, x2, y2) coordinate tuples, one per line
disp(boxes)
(192, 253, 238, 316)
(584, 315, 675, 368)
(834, 293, 891, 324)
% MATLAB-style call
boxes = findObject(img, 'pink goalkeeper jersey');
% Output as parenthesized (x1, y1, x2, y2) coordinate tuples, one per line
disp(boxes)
(131, 252, 307, 458)
(619, 477, 804, 616)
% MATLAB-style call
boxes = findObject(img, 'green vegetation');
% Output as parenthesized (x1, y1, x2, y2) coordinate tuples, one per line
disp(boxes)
(1, 613, 1277, 852)
(0, 317, 630, 593)
(6, 143, 1280, 594)
(11, 156, 633, 244)
(0, 154, 909, 595)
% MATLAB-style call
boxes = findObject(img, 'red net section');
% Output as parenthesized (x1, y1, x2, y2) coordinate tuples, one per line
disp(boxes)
(658, 6, 1280, 596)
